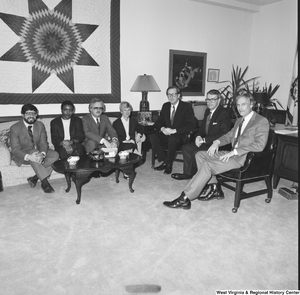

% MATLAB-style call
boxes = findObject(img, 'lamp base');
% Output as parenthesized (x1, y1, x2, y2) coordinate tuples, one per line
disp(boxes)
(140, 99, 149, 112)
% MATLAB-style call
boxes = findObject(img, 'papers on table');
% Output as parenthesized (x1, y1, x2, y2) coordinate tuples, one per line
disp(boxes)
(274, 128, 298, 135)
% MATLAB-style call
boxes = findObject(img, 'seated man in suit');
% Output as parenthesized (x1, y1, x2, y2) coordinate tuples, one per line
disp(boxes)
(50, 100, 85, 159)
(163, 93, 270, 209)
(150, 86, 196, 174)
(82, 98, 118, 153)
(112, 101, 145, 154)
(171, 89, 231, 180)
(10, 104, 59, 193)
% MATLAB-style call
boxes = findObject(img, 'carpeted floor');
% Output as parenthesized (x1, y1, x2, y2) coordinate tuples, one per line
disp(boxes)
(0, 152, 298, 294)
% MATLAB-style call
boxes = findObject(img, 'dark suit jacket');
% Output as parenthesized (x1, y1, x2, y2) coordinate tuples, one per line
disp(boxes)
(10, 120, 49, 166)
(154, 100, 196, 135)
(218, 111, 269, 165)
(50, 115, 85, 150)
(112, 117, 143, 142)
(196, 105, 232, 145)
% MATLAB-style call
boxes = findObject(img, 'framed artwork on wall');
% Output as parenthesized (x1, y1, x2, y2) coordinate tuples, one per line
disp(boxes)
(0, 0, 120, 105)
(207, 69, 220, 82)
(169, 50, 207, 96)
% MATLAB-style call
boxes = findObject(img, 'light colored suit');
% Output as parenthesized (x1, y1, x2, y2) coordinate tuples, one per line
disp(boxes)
(82, 113, 118, 153)
(183, 112, 270, 200)
(10, 120, 59, 180)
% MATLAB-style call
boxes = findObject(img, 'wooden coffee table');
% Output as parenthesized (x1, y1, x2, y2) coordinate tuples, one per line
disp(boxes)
(52, 154, 141, 204)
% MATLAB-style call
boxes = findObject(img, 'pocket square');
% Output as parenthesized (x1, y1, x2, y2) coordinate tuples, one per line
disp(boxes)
(213, 122, 217, 125)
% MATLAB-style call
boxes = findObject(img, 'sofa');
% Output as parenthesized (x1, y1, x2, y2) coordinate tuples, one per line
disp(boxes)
(0, 115, 125, 188)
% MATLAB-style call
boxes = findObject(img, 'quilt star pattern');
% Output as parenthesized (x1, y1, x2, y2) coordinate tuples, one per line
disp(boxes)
(0, 0, 120, 104)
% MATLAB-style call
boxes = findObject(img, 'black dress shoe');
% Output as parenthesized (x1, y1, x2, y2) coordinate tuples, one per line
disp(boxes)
(163, 192, 191, 210)
(27, 176, 38, 188)
(154, 163, 166, 171)
(41, 183, 55, 193)
(164, 164, 172, 174)
(198, 183, 224, 201)
(171, 173, 192, 180)
(197, 184, 212, 199)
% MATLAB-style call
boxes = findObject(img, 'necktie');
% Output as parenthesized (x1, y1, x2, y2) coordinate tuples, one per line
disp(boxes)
(205, 112, 212, 134)
(232, 118, 244, 149)
(170, 106, 175, 126)
(28, 126, 34, 146)
(96, 118, 100, 134)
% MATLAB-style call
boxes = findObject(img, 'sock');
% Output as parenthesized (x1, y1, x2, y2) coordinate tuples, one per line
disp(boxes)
(41, 178, 49, 186)
(181, 191, 189, 201)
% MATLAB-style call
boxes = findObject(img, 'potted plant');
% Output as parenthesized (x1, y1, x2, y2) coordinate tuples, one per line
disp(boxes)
(261, 83, 283, 109)
(218, 65, 259, 119)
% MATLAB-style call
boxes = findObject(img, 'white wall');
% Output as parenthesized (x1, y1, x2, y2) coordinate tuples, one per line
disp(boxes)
(249, 0, 297, 108)
(0, 0, 297, 116)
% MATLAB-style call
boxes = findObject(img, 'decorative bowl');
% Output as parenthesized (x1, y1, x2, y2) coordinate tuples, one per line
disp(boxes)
(89, 149, 105, 161)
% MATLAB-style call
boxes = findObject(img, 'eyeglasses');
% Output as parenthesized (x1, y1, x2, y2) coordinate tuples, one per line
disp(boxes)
(167, 93, 179, 98)
(205, 98, 219, 102)
(25, 111, 37, 116)
(92, 107, 104, 110)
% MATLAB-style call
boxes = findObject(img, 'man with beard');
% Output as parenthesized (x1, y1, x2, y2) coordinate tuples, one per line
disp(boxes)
(50, 100, 85, 159)
(10, 104, 59, 193)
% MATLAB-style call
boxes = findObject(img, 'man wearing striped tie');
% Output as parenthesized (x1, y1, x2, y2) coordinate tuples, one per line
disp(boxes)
(10, 104, 59, 193)
(150, 86, 196, 175)
(163, 93, 270, 209)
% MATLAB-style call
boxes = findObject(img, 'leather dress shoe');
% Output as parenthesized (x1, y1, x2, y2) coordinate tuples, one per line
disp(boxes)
(163, 192, 191, 210)
(171, 173, 192, 180)
(197, 184, 212, 199)
(41, 183, 55, 193)
(164, 164, 172, 174)
(27, 176, 38, 188)
(198, 183, 224, 201)
(154, 163, 166, 171)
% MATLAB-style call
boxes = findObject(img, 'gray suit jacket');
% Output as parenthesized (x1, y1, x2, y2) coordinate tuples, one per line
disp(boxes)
(82, 113, 118, 152)
(10, 119, 49, 166)
(218, 111, 269, 165)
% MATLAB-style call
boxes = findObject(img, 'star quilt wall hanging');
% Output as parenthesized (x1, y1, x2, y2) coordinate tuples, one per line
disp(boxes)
(0, 0, 120, 104)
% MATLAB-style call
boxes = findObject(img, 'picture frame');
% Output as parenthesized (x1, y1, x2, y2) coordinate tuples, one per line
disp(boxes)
(169, 50, 207, 96)
(207, 68, 220, 82)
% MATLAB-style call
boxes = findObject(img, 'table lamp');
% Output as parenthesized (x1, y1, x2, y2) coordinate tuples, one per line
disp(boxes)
(130, 74, 161, 111)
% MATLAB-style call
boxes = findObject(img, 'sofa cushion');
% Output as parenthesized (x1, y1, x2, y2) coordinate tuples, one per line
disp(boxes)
(0, 128, 11, 151)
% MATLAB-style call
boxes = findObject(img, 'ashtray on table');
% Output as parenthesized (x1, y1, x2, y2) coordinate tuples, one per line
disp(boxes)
(67, 156, 80, 167)
(101, 147, 118, 158)
(118, 150, 130, 159)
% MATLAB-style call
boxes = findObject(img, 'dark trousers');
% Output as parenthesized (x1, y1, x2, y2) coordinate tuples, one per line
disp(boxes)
(150, 132, 188, 165)
(182, 142, 211, 176)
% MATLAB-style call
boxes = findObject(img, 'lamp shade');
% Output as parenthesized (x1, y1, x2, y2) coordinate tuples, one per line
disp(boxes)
(130, 74, 161, 92)
(253, 92, 269, 105)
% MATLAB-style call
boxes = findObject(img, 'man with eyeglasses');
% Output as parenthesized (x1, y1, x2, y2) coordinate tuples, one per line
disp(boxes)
(50, 100, 86, 159)
(150, 85, 196, 174)
(82, 98, 118, 153)
(10, 104, 59, 193)
(171, 89, 231, 182)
